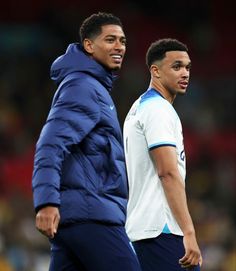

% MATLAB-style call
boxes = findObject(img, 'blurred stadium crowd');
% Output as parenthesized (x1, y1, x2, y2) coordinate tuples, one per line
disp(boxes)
(0, 1, 235, 270)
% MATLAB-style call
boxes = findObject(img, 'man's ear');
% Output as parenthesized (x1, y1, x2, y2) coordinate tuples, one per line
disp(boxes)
(150, 64, 160, 78)
(83, 39, 94, 54)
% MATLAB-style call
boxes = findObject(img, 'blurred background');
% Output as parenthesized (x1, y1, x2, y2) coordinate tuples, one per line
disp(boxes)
(0, 0, 235, 270)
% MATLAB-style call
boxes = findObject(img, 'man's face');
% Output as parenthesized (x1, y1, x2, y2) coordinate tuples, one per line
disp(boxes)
(86, 24, 126, 71)
(158, 51, 191, 95)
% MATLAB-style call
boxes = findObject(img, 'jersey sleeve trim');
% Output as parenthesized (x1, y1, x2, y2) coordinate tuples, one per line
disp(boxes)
(149, 142, 176, 151)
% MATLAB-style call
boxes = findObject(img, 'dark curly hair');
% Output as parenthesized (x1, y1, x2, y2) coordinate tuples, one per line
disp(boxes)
(79, 12, 123, 43)
(146, 38, 188, 68)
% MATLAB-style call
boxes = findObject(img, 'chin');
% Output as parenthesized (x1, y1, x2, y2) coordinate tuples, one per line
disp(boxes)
(101, 63, 120, 72)
(111, 65, 121, 71)
(178, 88, 187, 95)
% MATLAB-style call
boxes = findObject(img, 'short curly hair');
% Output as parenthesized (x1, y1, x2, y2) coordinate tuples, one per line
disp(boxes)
(79, 12, 123, 43)
(146, 38, 188, 68)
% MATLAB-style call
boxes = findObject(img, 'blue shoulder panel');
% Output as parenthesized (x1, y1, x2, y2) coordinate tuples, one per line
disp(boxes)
(140, 88, 164, 105)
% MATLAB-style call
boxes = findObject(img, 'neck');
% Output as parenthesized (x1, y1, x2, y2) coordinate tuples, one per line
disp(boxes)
(150, 80, 176, 104)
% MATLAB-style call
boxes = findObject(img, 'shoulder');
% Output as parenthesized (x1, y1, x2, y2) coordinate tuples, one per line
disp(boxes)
(136, 95, 180, 128)
(139, 93, 174, 117)
(58, 72, 100, 102)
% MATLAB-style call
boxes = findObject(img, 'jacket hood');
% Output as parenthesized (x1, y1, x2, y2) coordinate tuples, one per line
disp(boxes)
(50, 43, 116, 91)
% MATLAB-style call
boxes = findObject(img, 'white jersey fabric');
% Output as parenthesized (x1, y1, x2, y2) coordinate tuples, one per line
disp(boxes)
(123, 88, 186, 242)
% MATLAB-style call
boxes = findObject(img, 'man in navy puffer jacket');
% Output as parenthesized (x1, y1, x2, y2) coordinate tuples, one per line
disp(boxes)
(32, 12, 141, 271)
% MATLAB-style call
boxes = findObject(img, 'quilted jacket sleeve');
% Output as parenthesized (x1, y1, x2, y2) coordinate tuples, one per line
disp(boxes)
(32, 79, 100, 211)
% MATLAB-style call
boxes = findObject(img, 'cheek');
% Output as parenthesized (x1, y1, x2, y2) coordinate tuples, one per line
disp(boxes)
(163, 73, 175, 83)
(168, 73, 179, 83)
(93, 51, 107, 63)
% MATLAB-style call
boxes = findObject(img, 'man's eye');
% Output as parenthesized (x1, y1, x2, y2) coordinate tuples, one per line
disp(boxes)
(173, 65, 180, 70)
(106, 38, 114, 43)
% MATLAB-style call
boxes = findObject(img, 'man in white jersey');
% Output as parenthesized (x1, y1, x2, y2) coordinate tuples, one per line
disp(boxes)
(123, 38, 202, 271)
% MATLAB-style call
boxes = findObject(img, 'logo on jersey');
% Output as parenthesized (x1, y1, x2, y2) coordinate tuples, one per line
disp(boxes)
(180, 150, 185, 161)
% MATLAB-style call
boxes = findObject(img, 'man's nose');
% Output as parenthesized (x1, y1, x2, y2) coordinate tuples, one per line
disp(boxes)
(114, 40, 125, 50)
(182, 68, 189, 78)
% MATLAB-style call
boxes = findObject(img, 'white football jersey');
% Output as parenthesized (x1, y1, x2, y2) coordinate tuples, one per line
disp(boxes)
(123, 88, 186, 241)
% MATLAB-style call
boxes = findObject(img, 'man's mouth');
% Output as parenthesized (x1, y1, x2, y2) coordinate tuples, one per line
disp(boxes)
(111, 54, 122, 63)
(179, 81, 188, 89)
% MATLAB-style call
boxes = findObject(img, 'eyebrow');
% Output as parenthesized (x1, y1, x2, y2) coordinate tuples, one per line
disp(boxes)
(172, 60, 191, 66)
(105, 34, 126, 39)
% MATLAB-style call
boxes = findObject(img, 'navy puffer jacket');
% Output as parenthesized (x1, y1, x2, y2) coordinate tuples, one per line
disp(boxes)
(32, 43, 128, 226)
